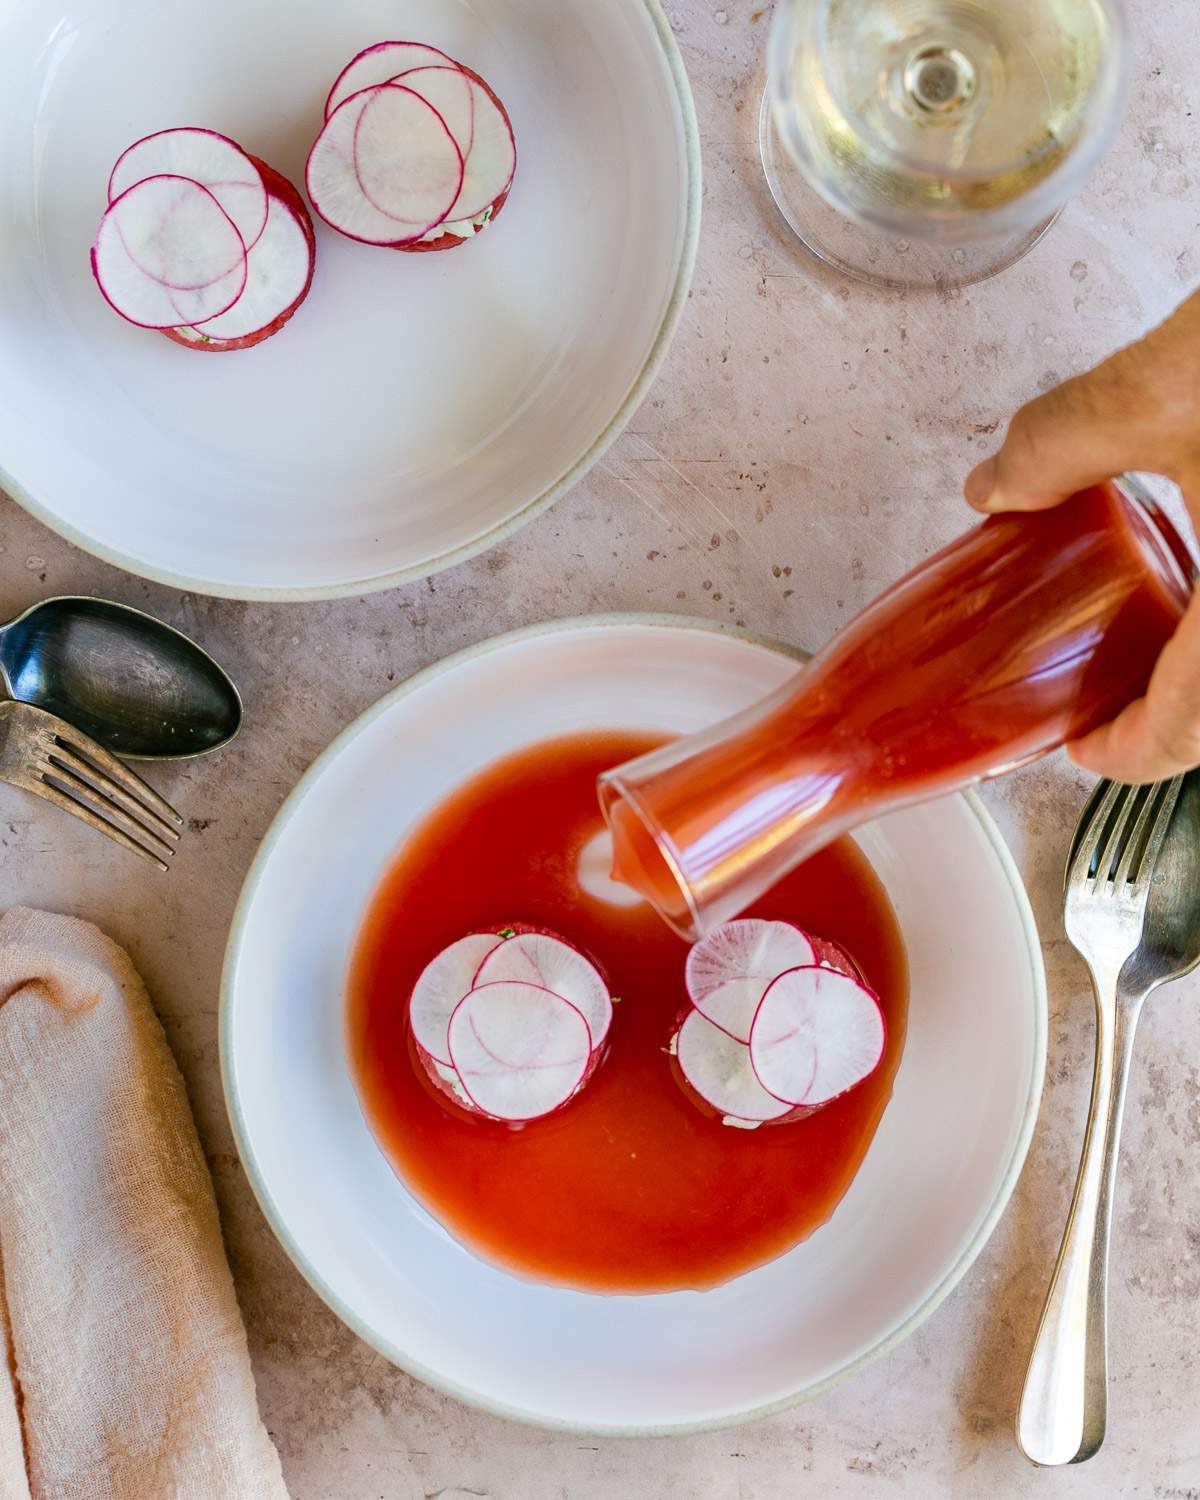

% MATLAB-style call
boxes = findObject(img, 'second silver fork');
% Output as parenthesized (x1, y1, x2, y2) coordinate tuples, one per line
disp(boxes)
(1017, 777, 1184, 1466)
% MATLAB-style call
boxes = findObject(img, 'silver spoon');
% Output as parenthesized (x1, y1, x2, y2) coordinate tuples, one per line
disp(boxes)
(1017, 769, 1200, 1465)
(0, 596, 241, 760)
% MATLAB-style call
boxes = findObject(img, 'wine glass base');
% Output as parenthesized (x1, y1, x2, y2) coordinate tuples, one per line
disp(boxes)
(757, 88, 1061, 291)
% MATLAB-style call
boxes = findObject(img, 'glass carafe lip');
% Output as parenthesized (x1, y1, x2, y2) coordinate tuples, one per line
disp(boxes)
(596, 773, 702, 941)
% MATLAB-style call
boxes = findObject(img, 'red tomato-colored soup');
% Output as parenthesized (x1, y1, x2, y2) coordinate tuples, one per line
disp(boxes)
(347, 730, 908, 1293)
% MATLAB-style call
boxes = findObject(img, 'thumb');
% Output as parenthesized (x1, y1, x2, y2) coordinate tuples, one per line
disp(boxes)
(965, 342, 1155, 513)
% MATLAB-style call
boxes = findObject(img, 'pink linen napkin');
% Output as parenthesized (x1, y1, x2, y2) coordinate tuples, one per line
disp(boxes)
(0, 907, 288, 1500)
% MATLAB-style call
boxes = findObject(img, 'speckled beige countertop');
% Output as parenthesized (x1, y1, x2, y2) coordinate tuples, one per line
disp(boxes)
(2, 1, 1199, 1495)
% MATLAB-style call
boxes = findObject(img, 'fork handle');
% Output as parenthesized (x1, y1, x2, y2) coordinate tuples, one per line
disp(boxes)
(1017, 981, 1142, 1465)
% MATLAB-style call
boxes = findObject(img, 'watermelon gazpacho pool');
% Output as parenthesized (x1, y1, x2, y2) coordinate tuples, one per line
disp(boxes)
(347, 729, 908, 1293)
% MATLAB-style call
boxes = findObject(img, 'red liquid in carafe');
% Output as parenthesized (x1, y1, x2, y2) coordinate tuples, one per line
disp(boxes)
(607, 483, 1193, 933)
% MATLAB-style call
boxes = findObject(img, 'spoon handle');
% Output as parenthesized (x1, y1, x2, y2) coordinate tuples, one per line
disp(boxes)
(1017, 982, 1142, 1466)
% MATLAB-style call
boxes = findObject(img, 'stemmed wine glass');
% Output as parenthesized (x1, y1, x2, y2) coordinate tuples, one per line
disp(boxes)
(760, 0, 1129, 289)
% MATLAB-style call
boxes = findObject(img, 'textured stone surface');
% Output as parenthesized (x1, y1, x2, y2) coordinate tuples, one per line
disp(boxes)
(2, 0, 1199, 1494)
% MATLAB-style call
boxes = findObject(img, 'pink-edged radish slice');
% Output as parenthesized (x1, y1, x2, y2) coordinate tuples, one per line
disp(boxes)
(811, 936, 864, 982)
(91, 176, 246, 329)
(108, 127, 268, 254)
(447, 980, 592, 1121)
(474, 932, 612, 1050)
(325, 40, 459, 120)
(750, 966, 886, 1108)
(409, 931, 502, 1065)
(438, 70, 515, 221)
(353, 84, 464, 226)
(187, 185, 311, 340)
(685, 918, 816, 1043)
(388, 65, 476, 160)
(163, 157, 314, 352)
(306, 85, 461, 245)
(674, 1009, 795, 1123)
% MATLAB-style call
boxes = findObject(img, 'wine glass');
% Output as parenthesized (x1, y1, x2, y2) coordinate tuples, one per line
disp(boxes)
(760, 0, 1129, 289)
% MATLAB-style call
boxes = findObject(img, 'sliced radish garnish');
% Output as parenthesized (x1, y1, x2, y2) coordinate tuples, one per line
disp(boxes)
(749, 966, 886, 1108)
(188, 184, 311, 339)
(91, 176, 246, 329)
(325, 40, 458, 119)
(439, 67, 515, 221)
(108, 127, 268, 252)
(685, 918, 816, 1043)
(447, 980, 592, 1121)
(163, 158, 315, 352)
(474, 932, 612, 1050)
(674, 1010, 794, 1123)
(409, 932, 502, 1065)
(306, 85, 462, 245)
(386, 66, 475, 159)
(353, 84, 464, 225)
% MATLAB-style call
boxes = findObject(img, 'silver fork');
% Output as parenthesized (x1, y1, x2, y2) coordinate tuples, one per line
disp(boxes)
(0, 699, 183, 869)
(1017, 777, 1183, 1466)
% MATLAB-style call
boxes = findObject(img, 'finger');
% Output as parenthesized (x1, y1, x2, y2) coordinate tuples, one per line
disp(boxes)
(965, 344, 1155, 514)
(1067, 590, 1200, 782)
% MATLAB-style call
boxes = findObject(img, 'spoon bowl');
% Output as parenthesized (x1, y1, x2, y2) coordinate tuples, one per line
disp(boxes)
(0, 596, 241, 759)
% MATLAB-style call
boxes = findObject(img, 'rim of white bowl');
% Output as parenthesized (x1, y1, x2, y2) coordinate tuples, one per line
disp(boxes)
(0, 1, 701, 602)
(220, 612, 1049, 1437)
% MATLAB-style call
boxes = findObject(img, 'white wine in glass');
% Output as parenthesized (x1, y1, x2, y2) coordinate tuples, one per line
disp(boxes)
(761, 0, 1128, 288)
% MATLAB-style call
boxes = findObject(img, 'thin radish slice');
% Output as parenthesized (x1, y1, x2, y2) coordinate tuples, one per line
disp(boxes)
(440, 68, 515, 221)
(674, 1010, 794, 1123)
(353, 84, 463, 225)
(108, 127, 268, 253)
(811, 936, 864, 981)
(685, 918, 816, 1042)
(306, 86, 461, 245)
(189, 186, 311, 339)
(164, 158, 315, 352)
(325, 40, 458, 119)
(409, 932, 502, 1065)
(447, 981, 592, 1121)
(474, 932, 612, 1049)
(750, 966, 886, 1108)
(689, 976, 774, 1047)
(91, 176, 246, 330)
(389, 65, 476, 159)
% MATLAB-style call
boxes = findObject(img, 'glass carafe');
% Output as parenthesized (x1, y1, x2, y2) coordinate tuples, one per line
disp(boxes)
(599, 479, 1194, 940)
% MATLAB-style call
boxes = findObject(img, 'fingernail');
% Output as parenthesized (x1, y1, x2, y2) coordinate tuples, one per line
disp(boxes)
(965, 456, 997, 510)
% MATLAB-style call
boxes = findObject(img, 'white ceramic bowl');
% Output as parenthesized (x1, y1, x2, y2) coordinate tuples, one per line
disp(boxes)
(0, 1, 698, 599)
(222, 616, 1047, 1434)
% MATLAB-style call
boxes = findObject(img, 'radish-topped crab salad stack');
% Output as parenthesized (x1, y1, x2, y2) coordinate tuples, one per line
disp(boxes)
(91, 129, 316, 352)
(307, 41, 516, 252)
(90, 42, 516, 350)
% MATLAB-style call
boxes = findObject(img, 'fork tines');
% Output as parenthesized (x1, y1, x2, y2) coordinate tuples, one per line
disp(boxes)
(1069, 777, 1184, 893)
(35, 719, 183, 870)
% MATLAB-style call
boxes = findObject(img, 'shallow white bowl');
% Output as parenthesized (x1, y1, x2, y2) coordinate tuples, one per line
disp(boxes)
(0, 1, 698, 599)
(222, 616, 1046, 1433)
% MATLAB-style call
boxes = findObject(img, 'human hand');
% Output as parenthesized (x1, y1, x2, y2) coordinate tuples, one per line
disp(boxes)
(964, 289, 1200, 783)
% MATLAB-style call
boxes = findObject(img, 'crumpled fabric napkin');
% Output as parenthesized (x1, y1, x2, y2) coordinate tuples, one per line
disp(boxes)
(0, 907, 288, 1500)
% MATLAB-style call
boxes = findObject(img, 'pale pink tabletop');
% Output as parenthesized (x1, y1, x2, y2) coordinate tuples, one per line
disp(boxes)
(2, 1, 1198, 1494)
